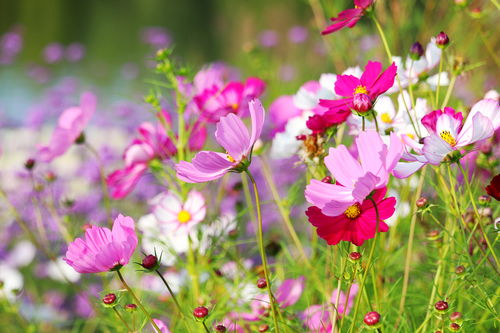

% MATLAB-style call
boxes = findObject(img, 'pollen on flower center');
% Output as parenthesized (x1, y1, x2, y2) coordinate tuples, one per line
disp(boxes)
(344, 203, 361, 219)
(226, 153, 236, 163)
(353, 85, 368, 95)
(177, 210, 191, 223)
(231, 103, 239, 110)
(439, 130, 457, 147)
(380, 113, 392, 124)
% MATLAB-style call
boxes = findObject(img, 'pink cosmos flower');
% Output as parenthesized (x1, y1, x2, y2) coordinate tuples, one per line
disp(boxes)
(152, 190, 206, 233)
(64, 215, 138, 273)
(306, 187, 394, 246)
(305, 130, 402, 216)
(152, 319, 171, 333)
(322, 0, 374, 35)
(394, 99, 499, 178)
(37, 92, 96, 162)
(176, 99, 265, 183)
(319, 61, 397, 124)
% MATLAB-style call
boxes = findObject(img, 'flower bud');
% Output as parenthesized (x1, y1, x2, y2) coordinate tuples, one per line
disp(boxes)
(75, 132, 86, 144)
(450, 311, 462, 322)
(363, 311, 381, 326)
(125, 303, 137, 312)
(257, 278, 267, 289)
(258, 324, 269, 332)
(215, 325, 227, 332)
(434, 300, 448, 312)
(102, 293, 117, 306)
(45, 171, 57, 183)
(478, 195, 491, 205)
(141, 254, 159, 270)
(449, 322, 461, 331)
(435, 32, 450, 48)
(409, 42, 424, 60)
(193, 306, 209, 319)
(416, 197, 428, 208)
(24, 158, 36, 170)
(353, 93, 372, 112)
(296, 134, 307, 141)
(426, 230, 441, 241)
(455, 265, 466, 275)
(349, 251, 362, 262)
(321, 176, 332, 183)
(454, 0, 468, 7)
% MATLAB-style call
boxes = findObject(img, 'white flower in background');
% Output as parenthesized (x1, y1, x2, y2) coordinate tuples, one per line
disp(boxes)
(153, 190, 206, 233)
(271, 112, 312, 159)
(484, 89, 499, 101)
(390, 39, 449, 93)
(0, 264, 23, 301)
(47, 257, 81, 283)
(385, 189, 411, 226)
(5, 240, 36, 267)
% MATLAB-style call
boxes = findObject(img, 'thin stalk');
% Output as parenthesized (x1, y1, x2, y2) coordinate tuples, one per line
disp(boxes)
(155, 269, 184, 316)
(331, 255, 347, 333)
(349, 197, 381, 332)
(398, 167, 426, 315)
(116, 270, 161, 333)
(245, 170, 281, 332)
(85, 143, 112, 226)
(187, 238, 200, 301)
(372, 112, 380, 133)
(112, 307, 133, 332)
(435, 50, 445, 108)
(339, 276, 355, 331)
(362, 117, 366, 131)
(440, 74, 456, 109)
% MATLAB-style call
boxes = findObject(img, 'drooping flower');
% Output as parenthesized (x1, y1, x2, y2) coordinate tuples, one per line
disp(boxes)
(176, 99, 265, 183)
(153, 190, 206, 233)
(306, 187, 394, 246)
(394, 99, 499, 178)
(37, 92, 96, 162)
(319, 61, 397, 124)
(321, 0, 374, 35)
(64, 214, 138, 273)
(305, 130, 402, 216)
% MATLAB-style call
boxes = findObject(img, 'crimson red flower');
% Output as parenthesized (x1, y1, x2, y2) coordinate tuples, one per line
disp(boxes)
(322, 0, 374, 35)
(485, 174, 500, 201)
(319, 61, 397, 125)
(306, 187, 395, 246)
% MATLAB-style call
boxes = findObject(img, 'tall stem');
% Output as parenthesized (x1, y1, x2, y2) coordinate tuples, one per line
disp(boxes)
(349, 197, 381, 332)
(245, 170, 281, 332)
(116, 270, 161, 333)
(112, 307, 133, 332)
(435, 50, 445, 108)
(85, 143, 112, 226)
(155, 269, 184, 316)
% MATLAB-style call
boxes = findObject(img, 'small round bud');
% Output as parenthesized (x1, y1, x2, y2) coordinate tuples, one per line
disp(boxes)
(363, 311, 380, 326)
(426, 230, 441, 241)
(434, 300, 448, 312)
(141, 254, 159, 270)
(353, 93, 372, 112)
(349, 252, 362, 261)
(416, 197, 428, 208)
(102, 293, 117, 305)
(258, 324, 269, 332)
(75, 132, 86, 144)
(296, 134, 307, 141)
(449, 322, 461, 331)
(450, 311, 462, 322)
(435, 32, 450, 47)
(24, 158, 36, 170)
(193, 306, 209, 319)
(257, 278, 267, 289)
(455, 265, 466, 275)
(321, 176, 332, 183)
(478, 207, 492, 218)
(409, 42, 424, 60)
(125, 303, 137, 312)
(45, 171, 57, 182)
(478, 195, 491, 205)
(215, 325, 227, 332)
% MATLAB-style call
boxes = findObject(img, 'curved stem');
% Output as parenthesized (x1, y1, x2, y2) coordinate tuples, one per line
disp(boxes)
(245, 170, 281, 332)
(372, 112, 380, 133)
(113, 307, 133, 332)
(440, 74, 456, 109)
(116, 270, 161, 333)
(349, 196, 381, 332)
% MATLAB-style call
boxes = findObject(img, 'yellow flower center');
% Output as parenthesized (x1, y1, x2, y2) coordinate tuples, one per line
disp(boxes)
(226, 153, 236, 163)
(344, 203, 361, 220)
(439, 130, 457, 147)
(177, 210, 191, 223)
(353, 85, 368, 95)
(231, 103, 239, 110)
(406, 133, 416, 140)
(380, 113, 392, 124)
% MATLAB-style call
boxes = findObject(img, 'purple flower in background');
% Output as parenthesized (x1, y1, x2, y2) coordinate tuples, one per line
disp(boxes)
(43, 43, 65, 64)
(259, 30, 278, 48)
(66, 43, 85, 62)
(0, 26, 23, 65)
(288, 26, 308, 44)
(141, 27, 172, 48)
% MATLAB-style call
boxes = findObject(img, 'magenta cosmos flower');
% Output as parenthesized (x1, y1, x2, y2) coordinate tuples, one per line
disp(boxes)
(319, 61, 397, 124)
(64, 215, 138, 273)
(394, 99, 498, 178)
(306, 187, 394, 246)
(322, 0, 374, 35)
(152, 190, 206, 233)
(37, 92, 96, 162)
(176, 99, 265, 183)
(305, 130, 402, 216)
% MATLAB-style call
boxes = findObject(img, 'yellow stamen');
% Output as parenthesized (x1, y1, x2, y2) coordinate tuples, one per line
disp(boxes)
(226, 154, 236, 163)
(353, 85, 368, 95)
(380, 113, 392, 124)
(177, 210, 191, 223)
(344, 203, 361, 220)
(231, 103, 239, 110)
(439, 130, 457, 147)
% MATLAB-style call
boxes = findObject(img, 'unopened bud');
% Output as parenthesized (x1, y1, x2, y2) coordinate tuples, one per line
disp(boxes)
(321, 176, 332, 183)
(435, 32, 450, 47)
(102, 293, 117, 306)
(257, 278, 267, 289)
(363, 311, 381, 326)
(353, 93, 372, 112)
(193, 306, 209, 319)
(409, 42, 424, 60)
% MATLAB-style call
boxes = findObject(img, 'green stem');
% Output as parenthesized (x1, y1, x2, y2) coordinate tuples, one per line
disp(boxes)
(245, 170, 281, 333)
(440, 74, 456, 109)
(116, 270, 161, 333)
(112, 307, 133, 332)
(202, 321, 211, 333)
(435, 50, 445, 108)
(155, 269, 184, 317)
(349, 197, 381, 332)
(372, 112, 380, 133)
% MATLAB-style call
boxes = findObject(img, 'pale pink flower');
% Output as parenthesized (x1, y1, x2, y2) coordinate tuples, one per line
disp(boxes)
(153, 190, 206, 233)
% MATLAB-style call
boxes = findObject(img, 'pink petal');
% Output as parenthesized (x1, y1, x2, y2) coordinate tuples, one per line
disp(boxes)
(215, 113, 250, 160)
(324, 146, 363, 187)
(422, 134, 453, 165)
(249, 98, 266, 149)
(334, 75, 361, 97)
(360, 61, 382, 88)
(456, 112, 494, 147)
